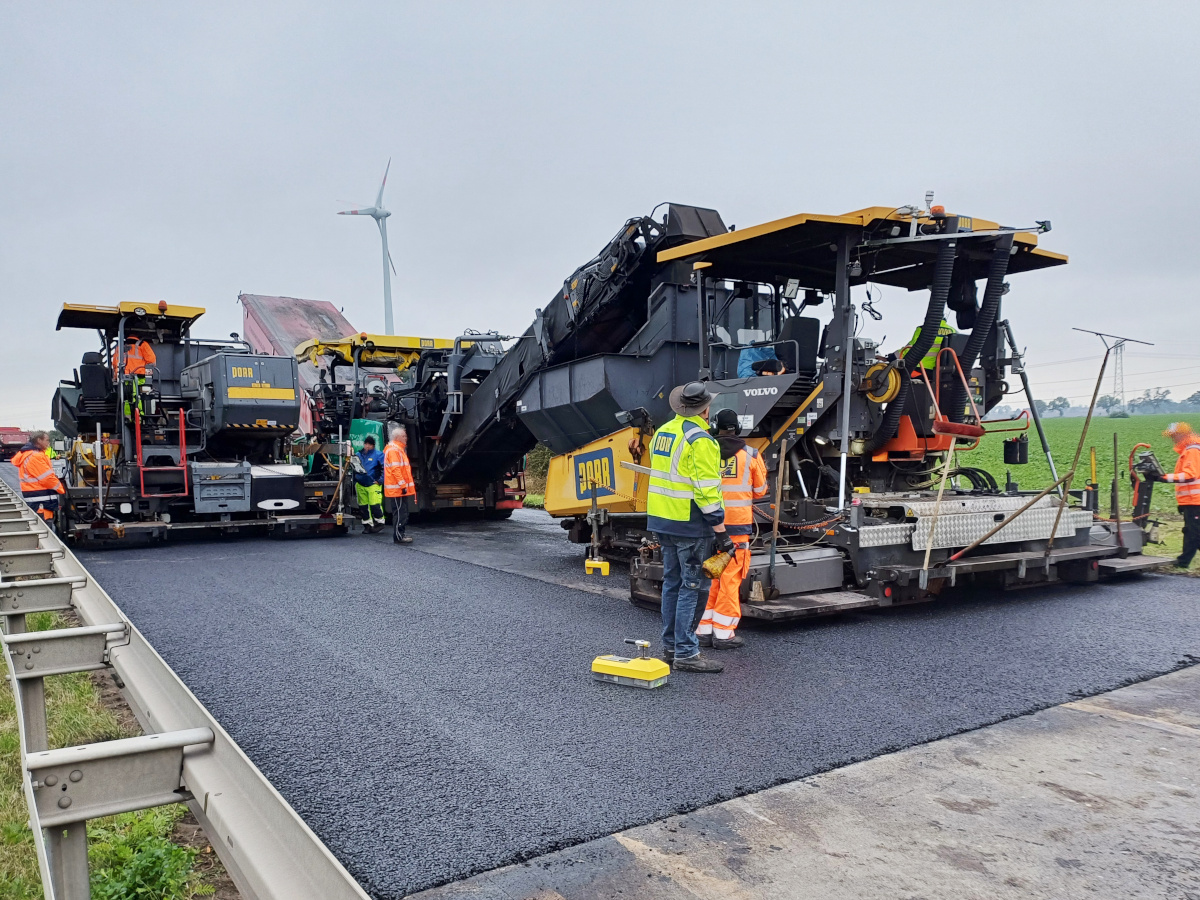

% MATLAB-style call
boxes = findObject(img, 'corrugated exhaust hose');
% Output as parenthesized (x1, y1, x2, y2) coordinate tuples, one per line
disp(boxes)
(948, 232, 1013, 423)
(862, 233, 958, 455)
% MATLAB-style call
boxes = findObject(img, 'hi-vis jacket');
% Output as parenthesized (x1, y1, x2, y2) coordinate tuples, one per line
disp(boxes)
(1166, 441, 1200, 506)
(901, 319, 956, 370)
(646, 415, 724, 538)
(718, 443, 768, 542)
(383, 439, 416, 499)
(11, 444, 64, 497)
(123, 339, 157, 376)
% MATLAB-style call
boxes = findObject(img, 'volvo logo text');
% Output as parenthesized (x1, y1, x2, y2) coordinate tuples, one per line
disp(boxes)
(743, 386, 778, 397)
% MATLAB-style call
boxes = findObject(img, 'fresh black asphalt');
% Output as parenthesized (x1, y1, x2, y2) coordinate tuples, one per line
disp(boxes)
(76, 511, 1200, 898)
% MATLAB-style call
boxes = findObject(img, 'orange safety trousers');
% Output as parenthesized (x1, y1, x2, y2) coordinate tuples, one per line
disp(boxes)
(697, 539, 750, 640)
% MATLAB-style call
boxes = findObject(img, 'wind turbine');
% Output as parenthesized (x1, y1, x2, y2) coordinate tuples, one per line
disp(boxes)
(338, 160, 396, 335)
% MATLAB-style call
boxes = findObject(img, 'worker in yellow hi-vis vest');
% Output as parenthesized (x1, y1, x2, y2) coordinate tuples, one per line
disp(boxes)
(646, 382, 730, 675)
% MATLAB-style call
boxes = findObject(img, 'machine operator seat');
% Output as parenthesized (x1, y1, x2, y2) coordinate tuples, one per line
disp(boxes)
(79, 352, 113, 400)
(776, 316, 820, 376)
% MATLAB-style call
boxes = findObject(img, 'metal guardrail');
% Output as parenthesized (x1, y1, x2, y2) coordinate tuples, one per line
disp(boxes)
(0, 478, 369, 900)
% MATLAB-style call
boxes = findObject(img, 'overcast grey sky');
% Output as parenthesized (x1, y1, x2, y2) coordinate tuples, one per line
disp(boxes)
(2, 2, 1197, 427)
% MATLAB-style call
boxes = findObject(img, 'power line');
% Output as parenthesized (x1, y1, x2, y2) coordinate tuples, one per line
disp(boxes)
(1033, 363, 1200, 387)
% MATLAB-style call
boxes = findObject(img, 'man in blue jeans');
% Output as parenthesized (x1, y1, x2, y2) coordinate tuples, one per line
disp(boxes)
(646, 381, 733, 674)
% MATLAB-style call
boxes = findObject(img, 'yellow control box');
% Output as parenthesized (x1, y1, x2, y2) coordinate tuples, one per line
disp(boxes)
(591, 653, 670, 689)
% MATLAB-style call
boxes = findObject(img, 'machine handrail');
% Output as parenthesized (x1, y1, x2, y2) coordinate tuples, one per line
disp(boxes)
(134, 408, 190, 498)
(982, 408, 1032, 434)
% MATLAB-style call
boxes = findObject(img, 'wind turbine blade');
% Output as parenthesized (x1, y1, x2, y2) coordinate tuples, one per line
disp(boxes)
(375, 158, 391, 208)
(338, 208, 377, 216)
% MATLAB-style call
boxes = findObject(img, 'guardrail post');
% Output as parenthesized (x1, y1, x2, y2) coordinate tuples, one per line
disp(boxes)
(47, 823, 90, 899)
(28, 728, 215, 898)
(4, 623, 129, 754)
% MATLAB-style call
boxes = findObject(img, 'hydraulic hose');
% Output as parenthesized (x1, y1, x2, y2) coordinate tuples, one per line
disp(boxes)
(949, 232, 1013, 422)
(863, 232, 958, 454)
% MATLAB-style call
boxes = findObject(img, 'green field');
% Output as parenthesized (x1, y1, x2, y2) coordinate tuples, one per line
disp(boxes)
(965, 412, 1190, 561)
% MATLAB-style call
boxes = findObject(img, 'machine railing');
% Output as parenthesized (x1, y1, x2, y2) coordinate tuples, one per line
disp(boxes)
(133, 407, 190, 498)
(0, 478, 369, 900)
(981, 408, 1032, 435)
(912, 350, 984, 447)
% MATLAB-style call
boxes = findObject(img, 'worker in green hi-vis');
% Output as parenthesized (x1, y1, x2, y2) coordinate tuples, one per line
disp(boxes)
(899, 319, 957, 370)
(352, 435, 386, 533)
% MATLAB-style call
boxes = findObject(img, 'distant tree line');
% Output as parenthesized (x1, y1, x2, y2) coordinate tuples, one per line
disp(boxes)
(985, 389, 1200, 420)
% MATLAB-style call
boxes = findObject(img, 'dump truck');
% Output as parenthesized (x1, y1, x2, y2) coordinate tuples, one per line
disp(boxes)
(50, 301, 357, 543)
(0, 428, 31, 461)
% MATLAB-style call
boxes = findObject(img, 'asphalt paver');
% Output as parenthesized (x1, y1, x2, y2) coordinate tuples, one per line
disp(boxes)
(77, 511, 1200, 898)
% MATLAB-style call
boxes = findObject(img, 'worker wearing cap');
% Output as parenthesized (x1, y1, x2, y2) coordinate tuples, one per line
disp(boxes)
(384, 426, 416, 544)
(12, 431, 65, 529)
(697, 409, 768, 650)
(353, 435, 386, 533)
(1162, 422, 1200, 568)
(647, 381, 731, 674)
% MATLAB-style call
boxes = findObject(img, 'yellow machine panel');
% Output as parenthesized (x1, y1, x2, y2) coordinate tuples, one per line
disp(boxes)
(544, 427, 649, 517)
(293, 332, 457, 371)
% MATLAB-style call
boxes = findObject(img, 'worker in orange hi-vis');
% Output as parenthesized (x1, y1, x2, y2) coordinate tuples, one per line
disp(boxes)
(383, 426, 417, 545)
(12, 431, 65, 529)
(697, 409, 767, 649)
(118, 334, 158, 418)
(1161, 422, 1200, 569)
(123, 335, 157, 375)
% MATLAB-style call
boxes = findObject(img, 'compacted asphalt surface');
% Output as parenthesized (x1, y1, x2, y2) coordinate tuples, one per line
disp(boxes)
(76, 510, 1200, 898)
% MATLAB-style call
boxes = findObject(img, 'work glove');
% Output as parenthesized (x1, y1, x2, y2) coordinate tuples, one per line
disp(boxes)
(713, 532, 735, 556)
(1146, 472, 1166, 483)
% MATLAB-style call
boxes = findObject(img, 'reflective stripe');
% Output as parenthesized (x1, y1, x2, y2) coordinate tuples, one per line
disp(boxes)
(647, 415, 725, 525)
(701, 545, 747, 640)
(656, 471, 694, 485)
(649, 485, 695, 499)
(716, 446, 767, 530)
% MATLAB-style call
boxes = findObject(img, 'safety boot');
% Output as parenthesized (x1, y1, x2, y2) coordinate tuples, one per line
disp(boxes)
(672, 654, 724, 673)
(712, 635, 745, 650)
(697, 633, 713, 648)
